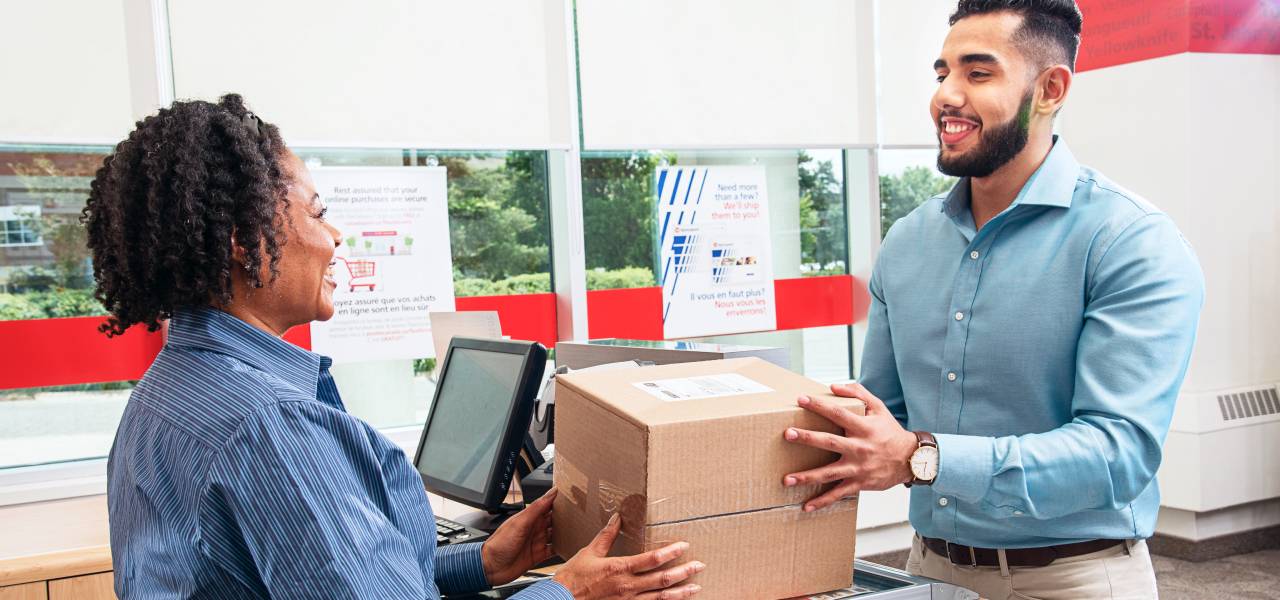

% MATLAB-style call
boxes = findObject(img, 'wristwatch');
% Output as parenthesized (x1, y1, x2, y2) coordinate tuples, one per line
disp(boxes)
(906, 431, 939, 487)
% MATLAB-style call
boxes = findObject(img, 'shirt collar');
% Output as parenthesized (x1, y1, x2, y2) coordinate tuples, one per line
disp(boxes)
(942, 135, 1080, 218)
(167, 306, 325, 398)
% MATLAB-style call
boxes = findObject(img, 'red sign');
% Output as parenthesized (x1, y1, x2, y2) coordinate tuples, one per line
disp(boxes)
(1077, 0, 1280, 72)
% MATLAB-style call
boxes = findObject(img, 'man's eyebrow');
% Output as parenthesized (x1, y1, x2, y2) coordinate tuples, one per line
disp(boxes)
(960, 53, 1000, 66)
(935, 54, 1002, 70)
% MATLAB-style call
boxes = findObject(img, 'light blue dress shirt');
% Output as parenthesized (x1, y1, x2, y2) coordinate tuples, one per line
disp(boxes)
(860, 138, 1204, 549)
(108, 307, 571, 599)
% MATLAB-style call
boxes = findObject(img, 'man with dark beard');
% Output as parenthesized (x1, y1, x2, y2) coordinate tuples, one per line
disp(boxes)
(777, 1, 1203, 598)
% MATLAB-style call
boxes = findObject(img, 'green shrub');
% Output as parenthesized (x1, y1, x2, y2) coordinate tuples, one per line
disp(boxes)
(454, 277, 499, 298)
(0, 294, 44, 320)
(491, 273, 551, 295)
(452, 267, 657, 298)
(31, 288, 103, 318)
(586, 267, 654, 290)
(0, 289, 104, 320)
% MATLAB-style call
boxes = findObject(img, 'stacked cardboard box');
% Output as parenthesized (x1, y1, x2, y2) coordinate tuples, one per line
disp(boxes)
(551, 358, 863, 599)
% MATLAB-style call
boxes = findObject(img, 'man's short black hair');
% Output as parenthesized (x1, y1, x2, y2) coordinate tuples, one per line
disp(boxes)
(950, 0, 1083, 72)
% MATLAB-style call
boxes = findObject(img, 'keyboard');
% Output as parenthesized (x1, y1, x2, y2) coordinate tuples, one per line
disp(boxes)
(436, 516, 490, 546)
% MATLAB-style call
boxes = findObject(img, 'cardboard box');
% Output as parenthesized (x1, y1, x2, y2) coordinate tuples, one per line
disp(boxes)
(555, 339, 790, 371)
(551, 358, 864, 599)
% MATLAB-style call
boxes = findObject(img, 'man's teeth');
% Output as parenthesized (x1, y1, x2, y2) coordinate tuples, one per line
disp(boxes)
(944, 122, 976, 134)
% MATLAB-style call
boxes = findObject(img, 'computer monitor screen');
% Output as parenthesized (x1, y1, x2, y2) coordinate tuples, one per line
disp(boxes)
(419, 348, 524, 493)
(413, 337, 546, 511)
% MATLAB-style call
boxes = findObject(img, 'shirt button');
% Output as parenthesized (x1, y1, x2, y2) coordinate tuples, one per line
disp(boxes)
(970, 250, 980, 260)
(947, 372, 957, 382)
(954, 311, 965, 321)
(1014, 510, 1024, 516)
(939, 497, 949, 507)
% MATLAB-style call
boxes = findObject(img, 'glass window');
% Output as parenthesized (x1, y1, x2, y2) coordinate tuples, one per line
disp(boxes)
(295, 149, 554, 429)
(580, 149, 854, 381)
(0, 145, 124, 470)
(0, 146, 554, 469)
(877, 149, 956, 238)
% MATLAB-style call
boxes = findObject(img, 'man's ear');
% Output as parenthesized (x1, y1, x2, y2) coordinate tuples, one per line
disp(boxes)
(1036, 64, 1072, 117)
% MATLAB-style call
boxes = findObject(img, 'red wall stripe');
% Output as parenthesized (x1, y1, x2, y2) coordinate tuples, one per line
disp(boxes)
(0, 277, 868, 390)
(456, 293, 559, 349)
(0, 317, 163, 391)
(1187, 0, 1280, 55)
(775, 275, 866, 331)
(586, 275, 869, 341)
(1077, 0, 1280, 73)
(586, 286, 664, 340)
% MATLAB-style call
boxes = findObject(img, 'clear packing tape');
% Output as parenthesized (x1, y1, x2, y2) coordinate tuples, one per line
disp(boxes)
(556, 454, 857, 549)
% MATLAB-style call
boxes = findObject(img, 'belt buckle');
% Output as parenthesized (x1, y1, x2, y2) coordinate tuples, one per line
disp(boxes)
(946, 542, 977, 567)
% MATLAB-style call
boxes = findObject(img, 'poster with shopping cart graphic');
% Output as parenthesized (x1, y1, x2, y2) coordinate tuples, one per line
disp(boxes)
(308, 166, 455, 363)
(657, 165, 776, 339)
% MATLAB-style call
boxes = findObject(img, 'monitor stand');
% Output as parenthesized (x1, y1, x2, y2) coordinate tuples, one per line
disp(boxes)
(450, 509, 515, 534)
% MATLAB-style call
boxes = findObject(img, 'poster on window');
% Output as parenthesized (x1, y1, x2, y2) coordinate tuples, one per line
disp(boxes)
(307, 166, 455, 363)
(657, 165, 776, 339)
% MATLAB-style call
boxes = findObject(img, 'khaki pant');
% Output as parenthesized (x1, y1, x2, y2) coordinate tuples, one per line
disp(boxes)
(905, 534, 1159, 600)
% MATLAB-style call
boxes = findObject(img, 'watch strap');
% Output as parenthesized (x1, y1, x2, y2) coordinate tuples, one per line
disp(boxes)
(908, 431, 938, 486)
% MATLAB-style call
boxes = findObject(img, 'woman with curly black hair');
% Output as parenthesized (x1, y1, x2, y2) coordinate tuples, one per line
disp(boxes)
(88, 95, 701, 600)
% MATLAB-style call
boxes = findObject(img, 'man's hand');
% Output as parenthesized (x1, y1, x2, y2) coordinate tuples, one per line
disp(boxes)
(782, 383, 918, 512)
(553, 513, 704, 600)
(481, 488, 558, 586)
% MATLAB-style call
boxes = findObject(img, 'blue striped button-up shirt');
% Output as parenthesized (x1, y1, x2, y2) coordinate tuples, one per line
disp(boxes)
(861, 139, 1204, 548)
(108, 307, 571, 599)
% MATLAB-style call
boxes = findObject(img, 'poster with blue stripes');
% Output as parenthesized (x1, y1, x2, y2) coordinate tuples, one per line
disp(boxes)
(657, 165, 777, 339)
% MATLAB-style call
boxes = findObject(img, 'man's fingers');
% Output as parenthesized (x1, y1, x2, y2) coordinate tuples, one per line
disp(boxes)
(625, 541, 689, 573)
(782, 463, 856, 488)
(588, 513, 622, 555)
(796, 394, 859, 430)
(831, 382, 888, 414)
(634, 560, 705, 593)
(783, 427, 850, 454)
(637, 583, 703, 600)
(803, 481, 858, 513)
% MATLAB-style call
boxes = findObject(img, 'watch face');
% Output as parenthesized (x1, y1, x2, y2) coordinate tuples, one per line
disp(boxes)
(911, 446, 940, 481)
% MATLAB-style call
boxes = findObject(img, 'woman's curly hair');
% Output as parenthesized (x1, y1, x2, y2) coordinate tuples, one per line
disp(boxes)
(82, 94, 290, 336)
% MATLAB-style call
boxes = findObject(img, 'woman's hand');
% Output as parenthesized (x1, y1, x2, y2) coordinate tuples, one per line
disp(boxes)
(481, 489, 558, 586)
(552, 513, 703, 600)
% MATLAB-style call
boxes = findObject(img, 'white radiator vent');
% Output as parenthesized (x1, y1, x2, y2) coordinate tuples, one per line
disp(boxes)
(1217, 386, 1280, 422)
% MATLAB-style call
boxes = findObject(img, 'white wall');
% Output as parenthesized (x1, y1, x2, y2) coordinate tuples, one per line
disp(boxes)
(1063, 51, 1280, 538)
(168, 0, 573, 149)
(575, 0, 877, 149)
(877, 0, 954, 147)
(1, 2, 135, 144)
(1061, 53, 1280, 396)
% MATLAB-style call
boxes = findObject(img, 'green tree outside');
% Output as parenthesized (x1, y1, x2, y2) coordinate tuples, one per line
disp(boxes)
(879, 165, 956, 239)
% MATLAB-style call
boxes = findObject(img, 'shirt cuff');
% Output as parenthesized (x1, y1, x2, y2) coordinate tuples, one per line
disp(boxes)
(435, 542, 491, 595)
(513, 579, 575, 600)
(932, 433, 994, 504)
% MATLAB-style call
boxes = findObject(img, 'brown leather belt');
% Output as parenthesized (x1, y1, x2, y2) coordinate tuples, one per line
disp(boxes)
(921, 536, 1126, 568)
